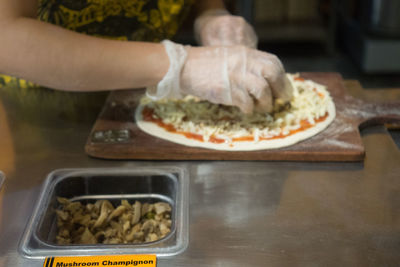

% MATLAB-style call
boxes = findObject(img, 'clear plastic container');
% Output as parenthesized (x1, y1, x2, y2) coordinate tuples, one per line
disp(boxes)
(19, 167, 189, 258)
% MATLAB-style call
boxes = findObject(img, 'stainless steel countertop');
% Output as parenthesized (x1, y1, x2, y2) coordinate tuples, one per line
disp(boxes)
(0, 86, 399, 267)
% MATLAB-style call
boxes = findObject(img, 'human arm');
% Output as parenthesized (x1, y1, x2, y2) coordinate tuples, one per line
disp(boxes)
(0, 0, 291, 113)
(194, 0, 226, 13)
(0, 0, 169, 91)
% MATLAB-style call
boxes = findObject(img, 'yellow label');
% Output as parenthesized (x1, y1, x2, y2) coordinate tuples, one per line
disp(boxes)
(43, 255, 156, 267)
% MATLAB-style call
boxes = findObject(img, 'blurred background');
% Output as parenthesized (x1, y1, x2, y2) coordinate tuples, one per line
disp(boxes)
(175, 0, 400, 89)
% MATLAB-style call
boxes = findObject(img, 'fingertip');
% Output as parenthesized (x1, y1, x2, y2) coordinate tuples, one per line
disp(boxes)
(255, 92, 273, 113)
(238, 98, 254, 114)
(240, 106, 253, 114)
(255, 101, 273, 113)
(280, 75, 294, 101)
(246, 74, 269, 99)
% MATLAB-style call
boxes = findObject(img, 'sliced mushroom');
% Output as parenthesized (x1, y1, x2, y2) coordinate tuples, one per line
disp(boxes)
(58, 228, 70, 238)
(55, 199, 171, 245)
(164, 219, 172, 227)
(64, 201, 82, 213)
(94, 231, 105, 240)
(125, 223, 139, 242)
(142, 219, 157, 233)
(104, 227, 117, 238)
(154, 202, 171, 214)
(131, 222, 142, 233)
(55, 210, 69, 221)
(145, 233, 159, 242)
(107, 205, 126, 222)
(79, 228, 97, 244)
(120, 212, 132, 223)
(121, 200, 132, 210)
(141, 203, 150, 215)
(105, 237, 121, 244)
(93, 200, 113, 228)
(122, 220, 130, 234)
(86, 203, 94, 212)
(131, 201, 141, 225)
(79, 214, 92, 226)
(110, 220, 123, 236)
(133, 231, 144, 241)
(159, 222, 170, 236)
(56, 236, 71, 245)
(57, 197, 70, 205)
(72, 212, 90, 226)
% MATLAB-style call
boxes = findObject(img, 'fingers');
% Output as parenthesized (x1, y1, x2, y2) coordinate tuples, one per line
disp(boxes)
(278, 74, 294, 101)
(226, 47, 292, 113)
(254, 86, 273, 113)
(230, 71, 273, 113)
(231, 86, 254, 114)
(246, 73, 273, 113)
(251, 50, 294, 102)
(181, 45, 289, 114)
(227, 48, 285, 113)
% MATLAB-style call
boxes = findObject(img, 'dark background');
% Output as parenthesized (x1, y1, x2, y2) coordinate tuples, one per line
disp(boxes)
(174, 0, 400, 89)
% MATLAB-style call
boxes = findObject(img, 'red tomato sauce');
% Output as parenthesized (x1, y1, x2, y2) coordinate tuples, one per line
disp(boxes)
(142, 107, 328, 144)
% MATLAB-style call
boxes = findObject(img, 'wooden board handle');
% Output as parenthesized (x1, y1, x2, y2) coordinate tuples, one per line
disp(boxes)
(357, 100, 400, 130)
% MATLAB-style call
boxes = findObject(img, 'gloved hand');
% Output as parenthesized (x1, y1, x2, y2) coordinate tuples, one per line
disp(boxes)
(147, 40, 293, 114)
(194, 9, 258, 48)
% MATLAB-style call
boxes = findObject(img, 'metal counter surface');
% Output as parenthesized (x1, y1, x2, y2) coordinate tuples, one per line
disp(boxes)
(0, 84, 399, 267)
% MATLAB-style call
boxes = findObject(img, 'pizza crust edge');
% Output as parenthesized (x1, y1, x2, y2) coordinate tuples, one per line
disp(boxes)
(134, 98, 336, 151)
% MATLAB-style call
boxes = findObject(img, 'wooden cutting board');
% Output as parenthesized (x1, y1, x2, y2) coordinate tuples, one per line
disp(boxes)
(85, 72, 400, 161)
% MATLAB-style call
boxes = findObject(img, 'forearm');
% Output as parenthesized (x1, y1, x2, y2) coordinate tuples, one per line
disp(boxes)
(0, 18, 169, 91)
(194, 0, 226, 15)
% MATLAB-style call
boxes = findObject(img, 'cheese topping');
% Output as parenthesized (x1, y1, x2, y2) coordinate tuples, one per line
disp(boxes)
(140, 74, 333, 144)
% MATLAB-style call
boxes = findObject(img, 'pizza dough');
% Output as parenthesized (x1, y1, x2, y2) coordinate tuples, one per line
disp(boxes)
(135, 74, 336, 151)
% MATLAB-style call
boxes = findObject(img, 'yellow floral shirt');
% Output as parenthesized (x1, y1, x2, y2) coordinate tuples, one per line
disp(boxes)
(38, 0, 193, 41)
(0, 0, 194, 120)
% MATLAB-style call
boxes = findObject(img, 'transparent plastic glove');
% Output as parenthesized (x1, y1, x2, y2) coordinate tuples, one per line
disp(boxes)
(194, 9, 258, 48)
(147, 40, 293, 114)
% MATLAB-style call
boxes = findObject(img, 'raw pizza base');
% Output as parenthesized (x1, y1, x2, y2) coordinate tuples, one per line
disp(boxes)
(135, 95, 336, 152)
